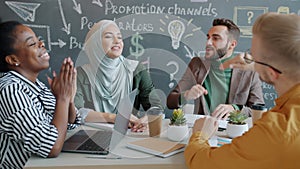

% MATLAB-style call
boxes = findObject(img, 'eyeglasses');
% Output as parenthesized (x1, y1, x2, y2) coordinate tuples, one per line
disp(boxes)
(244, 50, 282, 74)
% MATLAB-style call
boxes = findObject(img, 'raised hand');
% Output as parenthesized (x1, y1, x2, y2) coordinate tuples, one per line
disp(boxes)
(211, 104, 235, 120)
(193, 116, 218, 139)
(184, 84, 208, 101)
(48, 57, 77, 157)
(219, 52, 255, 71)
(49, 57, 76, 103)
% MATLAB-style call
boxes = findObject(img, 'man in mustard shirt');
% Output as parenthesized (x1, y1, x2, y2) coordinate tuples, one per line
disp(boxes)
(185, 12, 300, 169)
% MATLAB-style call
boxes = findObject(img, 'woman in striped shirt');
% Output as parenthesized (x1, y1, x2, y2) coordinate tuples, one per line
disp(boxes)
(0, 21, 81, 168)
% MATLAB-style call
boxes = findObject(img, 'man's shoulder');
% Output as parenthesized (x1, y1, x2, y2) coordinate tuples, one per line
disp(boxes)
(188, 56, 209, 71)
(232, 68, 258, 75)
(232, 69, 260, 83)
(189, 56, 208, 65)
(190, 56, 204, 62)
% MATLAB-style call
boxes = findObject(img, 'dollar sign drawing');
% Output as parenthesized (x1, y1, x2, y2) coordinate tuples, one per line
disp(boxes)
(129, 32, 144, 59)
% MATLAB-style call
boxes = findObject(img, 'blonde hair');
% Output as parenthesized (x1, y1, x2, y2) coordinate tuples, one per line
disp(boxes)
(252, 12, 300, 77)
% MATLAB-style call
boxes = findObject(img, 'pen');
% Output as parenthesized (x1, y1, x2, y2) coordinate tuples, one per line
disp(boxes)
(86, 156, 122, 159)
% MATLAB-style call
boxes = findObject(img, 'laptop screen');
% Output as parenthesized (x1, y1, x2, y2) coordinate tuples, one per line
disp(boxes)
(109, 89, 138, 151)
(62, 89, 138, 155)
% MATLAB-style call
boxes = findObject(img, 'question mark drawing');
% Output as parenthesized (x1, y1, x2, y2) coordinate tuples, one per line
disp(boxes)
(247, 11, 254, 24)
(166, 61, 179, 88)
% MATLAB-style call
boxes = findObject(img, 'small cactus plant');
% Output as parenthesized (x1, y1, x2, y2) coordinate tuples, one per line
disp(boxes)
(228, 110, 248, 125)
(170, 109, 187, 126)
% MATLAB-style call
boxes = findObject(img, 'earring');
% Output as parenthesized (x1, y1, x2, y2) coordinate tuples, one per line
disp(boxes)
(15, 63, 19, 66)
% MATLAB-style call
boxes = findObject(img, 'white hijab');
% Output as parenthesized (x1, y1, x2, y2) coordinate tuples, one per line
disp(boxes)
(81, 20, 138, 113)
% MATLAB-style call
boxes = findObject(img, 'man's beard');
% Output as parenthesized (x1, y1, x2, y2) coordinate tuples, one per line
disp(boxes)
(216, 46, 228, 59)
(206, 46, 228, 60)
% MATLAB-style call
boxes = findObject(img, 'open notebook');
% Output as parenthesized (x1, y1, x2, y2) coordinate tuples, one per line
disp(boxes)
(126, 138, 185, 158)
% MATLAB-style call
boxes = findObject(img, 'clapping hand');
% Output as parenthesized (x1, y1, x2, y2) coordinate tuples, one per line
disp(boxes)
(47, 57, 76, 103)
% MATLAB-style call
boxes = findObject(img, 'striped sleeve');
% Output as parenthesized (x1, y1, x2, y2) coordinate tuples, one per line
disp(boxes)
(0, 83, 58, 158)
(67, 108, 82, 130)
(37, 81, 82, 130)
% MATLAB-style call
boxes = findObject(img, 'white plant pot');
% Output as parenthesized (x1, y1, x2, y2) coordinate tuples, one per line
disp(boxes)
(167, 124, 189, 142)
(226, 123, 248, 138)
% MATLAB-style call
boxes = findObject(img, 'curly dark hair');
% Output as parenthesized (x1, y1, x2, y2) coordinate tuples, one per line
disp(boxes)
(212, 18, 240, 42)
(0, 21, 22, 72)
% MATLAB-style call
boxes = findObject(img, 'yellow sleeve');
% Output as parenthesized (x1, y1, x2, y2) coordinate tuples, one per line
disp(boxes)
(184, 131, 217, 169)
(184, 118, 284, 169)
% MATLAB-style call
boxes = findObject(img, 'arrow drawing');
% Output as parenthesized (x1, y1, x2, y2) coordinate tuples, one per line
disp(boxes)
(5, 1, 40, 22)
(58, 0, 71, 35)
(92, 0, 103, 7)
(51, 39, 66, 48)
(72, 0, 82, 14)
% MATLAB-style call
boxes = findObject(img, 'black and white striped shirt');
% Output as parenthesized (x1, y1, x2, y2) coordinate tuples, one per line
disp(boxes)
(0, 71, 81, 169)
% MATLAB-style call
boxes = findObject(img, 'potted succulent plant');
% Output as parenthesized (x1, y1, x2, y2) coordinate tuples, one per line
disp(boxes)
(226, 110, 249, 138)
(167, 109, 189, 141)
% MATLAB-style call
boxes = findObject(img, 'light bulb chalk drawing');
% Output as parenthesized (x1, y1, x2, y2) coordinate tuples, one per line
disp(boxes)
(168, 20, 185, 50)
(166, 61, 179, 88)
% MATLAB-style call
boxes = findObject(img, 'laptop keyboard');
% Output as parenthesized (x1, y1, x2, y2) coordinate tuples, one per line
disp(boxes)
(77, 130, 112, 152)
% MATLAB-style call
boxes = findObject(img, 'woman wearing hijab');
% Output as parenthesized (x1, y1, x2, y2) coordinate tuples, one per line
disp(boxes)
(75, 20, 163, 131)
(0, 21, 81, 169)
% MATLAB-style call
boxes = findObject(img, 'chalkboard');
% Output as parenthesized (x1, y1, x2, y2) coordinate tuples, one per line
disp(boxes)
(1, 0, 298, 114)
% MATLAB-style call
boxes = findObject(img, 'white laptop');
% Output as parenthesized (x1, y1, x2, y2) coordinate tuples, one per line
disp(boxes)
(62, 89, 137, 155)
